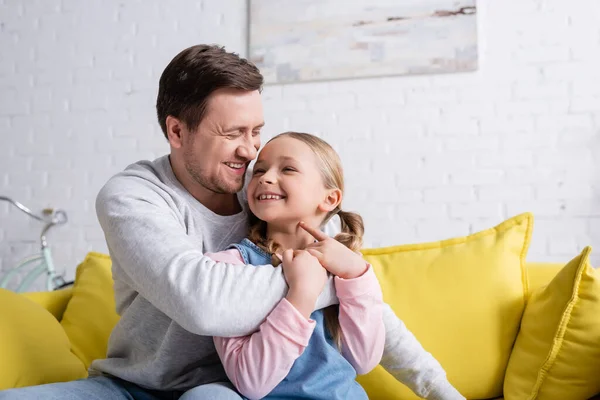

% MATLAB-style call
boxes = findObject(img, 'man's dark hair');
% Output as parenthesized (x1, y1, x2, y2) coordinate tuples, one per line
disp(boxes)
(156, 44, 264, 139)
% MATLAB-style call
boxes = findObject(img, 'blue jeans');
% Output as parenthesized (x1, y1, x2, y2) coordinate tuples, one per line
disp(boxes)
(0, 376, 242, 400)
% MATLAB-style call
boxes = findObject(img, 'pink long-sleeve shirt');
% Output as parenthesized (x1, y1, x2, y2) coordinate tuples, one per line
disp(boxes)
(207, 248, 385, 400)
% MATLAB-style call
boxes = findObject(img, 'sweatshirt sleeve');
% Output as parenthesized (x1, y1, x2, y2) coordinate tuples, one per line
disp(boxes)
(335, 265, 385, 375)
(380, 305, 465, 399)
(95, 176, 338, 338)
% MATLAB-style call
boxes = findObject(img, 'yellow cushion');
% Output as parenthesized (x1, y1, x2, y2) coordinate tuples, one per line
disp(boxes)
(504, 246, 600, 400)
(0, 289, 87, 389)
(357, 213, 532, 400)
(526, 263, 564, 293)
(22, 287, 73, 320)
(60, 252, 120, 369)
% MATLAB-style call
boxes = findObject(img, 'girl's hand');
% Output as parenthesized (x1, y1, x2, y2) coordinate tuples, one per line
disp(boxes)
(299, 221, 368, 280)
(282, 249, 328, 319)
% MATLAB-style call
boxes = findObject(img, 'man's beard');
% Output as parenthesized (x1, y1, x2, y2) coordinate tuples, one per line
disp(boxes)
(184, 157, 245, 195)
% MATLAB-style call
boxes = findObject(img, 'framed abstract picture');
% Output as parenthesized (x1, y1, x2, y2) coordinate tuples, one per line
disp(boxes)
(248, 0, 478, 84)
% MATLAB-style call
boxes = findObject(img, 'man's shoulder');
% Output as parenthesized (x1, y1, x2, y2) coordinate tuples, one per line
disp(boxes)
(96, 156, 174, 212)
(108, 156, 162, 181)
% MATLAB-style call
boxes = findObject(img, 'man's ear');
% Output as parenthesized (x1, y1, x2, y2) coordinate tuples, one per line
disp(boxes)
(165, 116, 185, 149)
(318, 188, 342, 213)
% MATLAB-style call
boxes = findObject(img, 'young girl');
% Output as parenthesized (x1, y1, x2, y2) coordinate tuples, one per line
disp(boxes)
(207, 132, 463, 400)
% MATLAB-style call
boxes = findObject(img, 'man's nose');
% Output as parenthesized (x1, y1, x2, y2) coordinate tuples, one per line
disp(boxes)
(237, 138, 259, 161)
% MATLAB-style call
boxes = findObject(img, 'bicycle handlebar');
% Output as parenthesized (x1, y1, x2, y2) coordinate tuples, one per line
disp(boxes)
(0, 196, 68, 226)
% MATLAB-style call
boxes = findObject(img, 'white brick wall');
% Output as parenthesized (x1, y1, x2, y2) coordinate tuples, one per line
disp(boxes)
(1, 0, 599, 289)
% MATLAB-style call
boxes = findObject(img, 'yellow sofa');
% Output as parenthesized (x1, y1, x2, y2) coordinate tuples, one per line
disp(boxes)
(1, 214, 599, 399)
(0, 258, 572, 399)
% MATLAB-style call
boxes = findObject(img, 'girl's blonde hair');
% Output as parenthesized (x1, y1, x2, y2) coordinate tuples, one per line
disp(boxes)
(247, 131, 364, 348)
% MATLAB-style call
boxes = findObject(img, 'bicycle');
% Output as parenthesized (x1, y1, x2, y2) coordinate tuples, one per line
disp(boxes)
(0, 195, 73, 292)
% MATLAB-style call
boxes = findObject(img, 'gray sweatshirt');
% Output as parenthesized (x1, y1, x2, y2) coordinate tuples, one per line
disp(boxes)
(91, 155, 463, 399)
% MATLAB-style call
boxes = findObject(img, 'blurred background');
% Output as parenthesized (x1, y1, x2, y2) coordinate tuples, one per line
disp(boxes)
(1, 0, 599, 289)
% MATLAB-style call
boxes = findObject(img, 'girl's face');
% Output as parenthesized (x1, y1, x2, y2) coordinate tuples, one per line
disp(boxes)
(248, 136, 338, 226)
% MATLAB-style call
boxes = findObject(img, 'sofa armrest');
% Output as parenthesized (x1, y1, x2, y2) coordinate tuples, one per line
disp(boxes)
(22, 287, 73, 321)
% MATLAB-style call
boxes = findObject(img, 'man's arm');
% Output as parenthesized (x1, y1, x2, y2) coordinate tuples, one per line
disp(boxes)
(96, 176, 337, 338)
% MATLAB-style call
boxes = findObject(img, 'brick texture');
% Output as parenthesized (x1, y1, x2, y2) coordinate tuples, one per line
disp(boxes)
(1, 0, 599, 289)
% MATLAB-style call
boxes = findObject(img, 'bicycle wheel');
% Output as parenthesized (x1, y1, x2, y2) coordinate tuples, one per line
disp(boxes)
(16, 263, 48, 293)
(0, 255, 44, 291)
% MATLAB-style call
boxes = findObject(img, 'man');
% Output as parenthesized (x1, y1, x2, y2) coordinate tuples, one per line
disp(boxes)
(0, 45, 461, 399)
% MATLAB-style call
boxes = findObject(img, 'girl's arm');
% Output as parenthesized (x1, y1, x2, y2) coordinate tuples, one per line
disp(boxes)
(207, 250, 317, 400)
(336, 264, 386, 374)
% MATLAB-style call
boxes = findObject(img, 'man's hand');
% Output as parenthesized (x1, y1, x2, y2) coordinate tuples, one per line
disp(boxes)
(299, 221, 368, 280)
(282, 249, 328, 319)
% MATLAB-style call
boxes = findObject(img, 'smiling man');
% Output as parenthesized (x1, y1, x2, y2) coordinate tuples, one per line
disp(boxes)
(0, 45, 462, 400)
